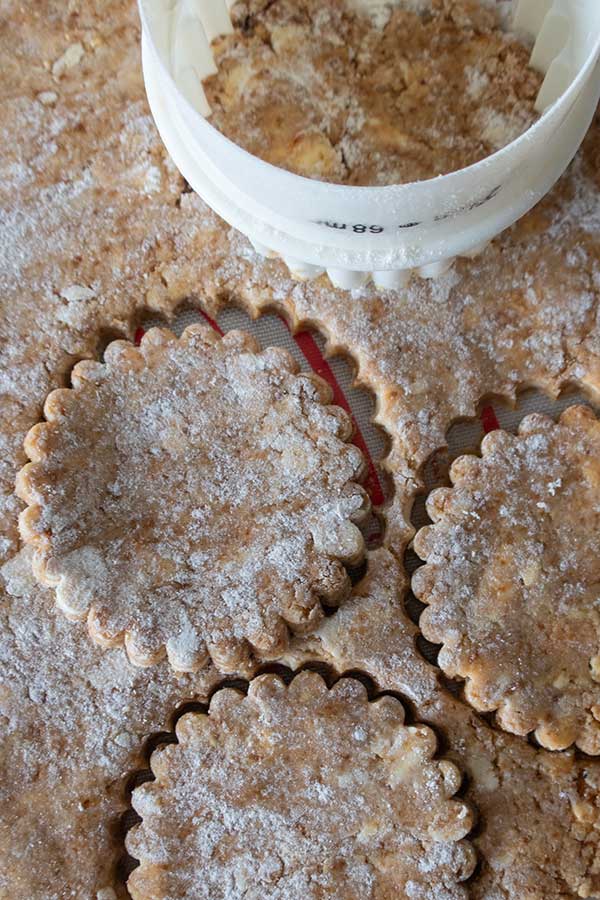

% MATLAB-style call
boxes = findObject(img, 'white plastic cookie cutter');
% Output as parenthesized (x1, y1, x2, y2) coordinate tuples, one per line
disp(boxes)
(139, 0, 600, 290)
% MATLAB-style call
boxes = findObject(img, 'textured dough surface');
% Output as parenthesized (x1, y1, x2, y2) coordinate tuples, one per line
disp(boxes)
(1, 0, 600, 897)
(285, 550, 600, 899)
(127, 670, 475, 900)
(204, 0, 541, 184)
(17, 326, 367, 674)
(0, 547, 221, 899)
(2, 0, 600, 558)
(413, 406, 600, 753)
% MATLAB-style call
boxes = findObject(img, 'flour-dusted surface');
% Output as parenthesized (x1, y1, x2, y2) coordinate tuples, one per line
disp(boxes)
(127, 670, 475, 900)
(17, 325, 368, 674)
(0, 546, 221, 899)
(0, 0, 206, 567)
(412, 406, 600, 753)
(193, 120, 600, 549)
(2, 1, 600, 897)
(1, 0, 599, 561)
(285, 550, 600, 900)
(204, 0, 541, 185)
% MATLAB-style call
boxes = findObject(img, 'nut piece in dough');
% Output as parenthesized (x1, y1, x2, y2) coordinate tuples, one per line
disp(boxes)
(17, 326, 369, 674)
(413, 405, 600, 753)
(127, 671, 476, 900)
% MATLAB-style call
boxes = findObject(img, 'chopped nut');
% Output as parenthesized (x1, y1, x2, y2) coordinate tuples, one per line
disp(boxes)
(96, 889, 117, 900)
(52, 42, 85, 78)
(520, 559, 541, 587)
(37, 90, 58, 106)
(60, 284, 96, 302)
(571, 799, 596, 825)
(553, 671, 569, 689)
(113, 731, 135, 749)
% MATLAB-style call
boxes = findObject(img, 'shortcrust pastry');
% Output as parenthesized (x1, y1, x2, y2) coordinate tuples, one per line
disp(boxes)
(127, 670, 476, 900)
(412, 406, 600, 753)
(0, 546, 221, 899)
(285, 549, 600, 899)
(3, 545, 599, 899)
(16, 326, 369, 674)
(2, 0, 600, 896)
(204, 0, 542, 184)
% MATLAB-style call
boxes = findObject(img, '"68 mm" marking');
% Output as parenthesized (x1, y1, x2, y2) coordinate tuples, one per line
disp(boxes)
(315, 220, 385, 234)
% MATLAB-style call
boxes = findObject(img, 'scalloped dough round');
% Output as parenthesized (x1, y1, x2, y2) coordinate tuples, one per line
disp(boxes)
(127, 671, 476, 900)
(413, 405, 600, 753)
(17, 326, 369, 674)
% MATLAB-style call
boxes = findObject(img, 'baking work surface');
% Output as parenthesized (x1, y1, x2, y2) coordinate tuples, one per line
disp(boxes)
(2, 1, 600, 899)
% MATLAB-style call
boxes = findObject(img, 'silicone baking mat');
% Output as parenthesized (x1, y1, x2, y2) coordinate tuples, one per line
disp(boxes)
(142, 302, 595, 543)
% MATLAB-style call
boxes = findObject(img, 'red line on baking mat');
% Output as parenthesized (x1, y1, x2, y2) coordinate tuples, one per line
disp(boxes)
(199, 309, 225, 336)
(137, 312, 385, 512)
(480, 405, 500, 433)
(290, 326, 386, 509)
